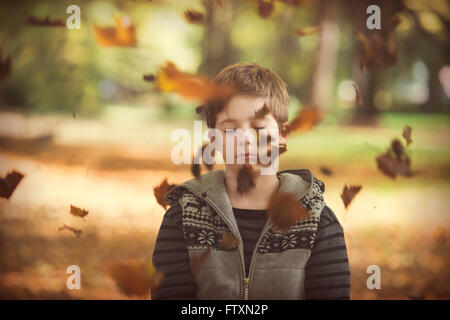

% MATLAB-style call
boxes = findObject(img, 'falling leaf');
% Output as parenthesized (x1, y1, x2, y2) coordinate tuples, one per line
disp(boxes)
(70, 205, 89, 219)
(356, 15, 400, 72)
(287, 106, 323, 134)
(154, 178, 177, 210)
(237, 164, 257, 195)
(143, 74, 155, 82)
(375, 139, 415, 179)
(254, 103, 270, 118)
(58, 223, 82, 237)
(107, 259, 164, 297)
(267, 192, 312, 233)
(189, 248, 211, 278)
(296, 26, 321, 37)
(156, 61, 234, 102)
(352, 82, 364, 106)
(93, 15, 136, 47)
(340, 185, 362, 209)
(26, 16, 65, 27)
(184, 9, 204, 24)
(218, 232, 240, 250)
(319, 166, 333, 176)
(0, 53, 11, 81)
(402, 125, 413, 146)
(258, 0, 275, 19)
(0, 170, 24, 200)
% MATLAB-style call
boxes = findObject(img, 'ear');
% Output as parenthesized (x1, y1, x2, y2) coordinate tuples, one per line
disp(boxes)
(279, 121, 289, 145)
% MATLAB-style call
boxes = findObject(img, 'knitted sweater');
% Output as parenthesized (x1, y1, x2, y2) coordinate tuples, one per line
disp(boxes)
(151, 169, 351, 300)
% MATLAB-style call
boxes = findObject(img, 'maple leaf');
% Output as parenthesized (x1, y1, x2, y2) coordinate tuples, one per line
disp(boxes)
(58, 223, 82, 237)
(156, 61, 234, 103)
(69, 204, 89, 219)
(340, 185, 362, 209)
(26, 16, 65, 27)
(93, 15, 136, 47)
(402, 125, 413, 146)
(189, 248, 211, 278)
(107, 259, 164, 297)
(296, 26, 321, 37)
(184, 9, 204, 24)
(153, 178, 176, 210)
(267, 192, 312, 233)
(287, 106, 323, 134)
(0, 170, 24, 200)
(218, 232, 240, 250)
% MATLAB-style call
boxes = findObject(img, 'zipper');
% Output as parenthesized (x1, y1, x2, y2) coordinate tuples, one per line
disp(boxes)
(244, 216, 274, 300)
(180, 185, 248, 298)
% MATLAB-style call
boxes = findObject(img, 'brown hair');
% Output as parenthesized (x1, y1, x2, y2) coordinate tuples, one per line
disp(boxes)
(202, 62, 289, 128)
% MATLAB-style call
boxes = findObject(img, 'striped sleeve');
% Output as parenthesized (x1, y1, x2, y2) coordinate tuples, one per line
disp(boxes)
(151, 203, 197, 300)
(304, 205, 351, 300)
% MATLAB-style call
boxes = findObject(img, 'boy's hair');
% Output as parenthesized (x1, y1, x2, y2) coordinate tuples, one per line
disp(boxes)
(203, 62, 289, 129)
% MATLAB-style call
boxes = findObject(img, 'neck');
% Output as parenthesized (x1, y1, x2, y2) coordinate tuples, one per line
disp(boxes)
(224, 165, 280, 210)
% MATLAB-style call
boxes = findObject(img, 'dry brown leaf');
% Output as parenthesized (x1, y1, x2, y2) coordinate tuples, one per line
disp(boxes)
(296, 26, 321, 37)
(375, 139, 414, 179)
(319, 166, 333, 176)
(154, 178, 176, 210)
(218, 232, 240, 250)
(107, 259, 164, 297)
(143, 74, 155, 82)
(93, 15, 136, 47)
(0, 170, 24, 200)
(267, 192, 312, 233)
(26, 16, 65, 27)
(184, 9, 204, 24)
(340, 185, 362, 209)
(0, 53, 11, 81)
(58, 223, 82, 237)
(237, 164, 257, 195)
(69, 204, 89, 219)
(189, 248, 211, 278)
(402, 125, 413, 146)
(156, 61, 234, 102)
(356, 15, 400, 72)
(287, 106, 323, 134)
(254, 103, 271, 118)
(352, 82, 364, 106)
(258, 0, 275, 19)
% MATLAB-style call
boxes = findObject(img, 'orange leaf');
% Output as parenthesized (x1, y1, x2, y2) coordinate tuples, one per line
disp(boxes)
(93, 15, 136, 47)
(296, 26, 321, 37)
(69, 204, 89, 219)
(107, 259, 164, 297)
(288, 106, 323, 134)
(402, 125, 413, 146)
(153, 178, 176, 210)
(58, 223, 82, 237)
(218, 232, 240, 250)
(267, 192, 312, 233)
(156, 61, 234, 102)
(237, 164, 257, 195)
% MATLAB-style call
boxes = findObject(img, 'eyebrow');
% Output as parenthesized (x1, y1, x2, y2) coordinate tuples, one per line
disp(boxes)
(217, 109, 268, 126)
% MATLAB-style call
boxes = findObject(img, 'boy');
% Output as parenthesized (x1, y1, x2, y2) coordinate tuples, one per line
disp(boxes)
(151, 62, 350, 300)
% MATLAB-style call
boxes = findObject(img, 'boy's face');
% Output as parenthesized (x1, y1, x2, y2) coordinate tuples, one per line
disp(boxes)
(211, 94, 288, 170)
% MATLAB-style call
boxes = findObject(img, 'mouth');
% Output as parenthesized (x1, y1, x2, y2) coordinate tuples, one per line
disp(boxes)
(237, 152, 257, 160)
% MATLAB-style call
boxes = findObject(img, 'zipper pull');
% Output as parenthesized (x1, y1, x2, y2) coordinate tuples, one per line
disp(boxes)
(244, 277, 249, 300)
